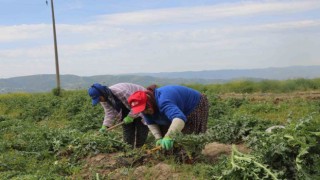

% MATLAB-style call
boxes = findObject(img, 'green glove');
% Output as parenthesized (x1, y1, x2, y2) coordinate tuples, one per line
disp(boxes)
(123, 116, 134, 124)
(99, 125, 107, 133)
(161, 137, 174, 150)
(156, 138, 162, 146)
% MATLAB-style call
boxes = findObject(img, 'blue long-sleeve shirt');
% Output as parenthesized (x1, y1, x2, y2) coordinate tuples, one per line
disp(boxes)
(144, 85, 201, 125)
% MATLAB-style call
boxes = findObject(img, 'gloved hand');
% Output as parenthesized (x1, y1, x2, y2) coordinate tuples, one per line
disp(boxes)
(161, 137, 174, 150)
(123, 116, 134, 124)
(99, 125, 107, 133)
(156, 138, 162, 146)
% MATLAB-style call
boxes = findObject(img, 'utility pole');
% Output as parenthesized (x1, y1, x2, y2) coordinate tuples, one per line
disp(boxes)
(48, 0, 61, 93)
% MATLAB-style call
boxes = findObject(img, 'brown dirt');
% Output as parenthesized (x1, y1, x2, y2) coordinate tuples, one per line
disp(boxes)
(76, 151, 198, 179)
(202, 142, 250, 162)
(75, 143, 251, 179)
(75, 150, 163, 179)
(77, 153, 119, 179)
(131, 162, 194, 180)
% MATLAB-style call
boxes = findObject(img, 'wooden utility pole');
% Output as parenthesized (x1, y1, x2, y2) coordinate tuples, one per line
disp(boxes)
(49, 0, 61, 91)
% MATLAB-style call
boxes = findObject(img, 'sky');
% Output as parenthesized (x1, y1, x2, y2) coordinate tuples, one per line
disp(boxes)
(0, 0, 320, 78)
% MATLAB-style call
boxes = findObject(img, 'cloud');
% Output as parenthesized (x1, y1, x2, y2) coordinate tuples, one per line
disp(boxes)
(1, 19, 319, 59)
(1, 0, 319, 44)
(240, 20, 320, 32)
(63, 0, 84, 11)
(94, 0, 320, 25)
(0, 45, 53, 59)
(0, 24, 50, 42)
(1, 0, 320, 78)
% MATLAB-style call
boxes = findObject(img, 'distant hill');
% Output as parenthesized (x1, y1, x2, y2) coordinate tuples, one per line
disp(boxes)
(134, 66, 320, 80)
(0, 74, 223, 93)
(1, 65, 320, 93)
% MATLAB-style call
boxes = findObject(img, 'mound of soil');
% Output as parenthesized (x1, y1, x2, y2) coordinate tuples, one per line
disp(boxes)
(78, 153, 119, 179)
(202, 142, 250, 162)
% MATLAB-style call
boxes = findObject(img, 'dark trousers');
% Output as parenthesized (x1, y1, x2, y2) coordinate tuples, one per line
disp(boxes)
(159, 125, 170, 137)
(122, 117, 149, 148)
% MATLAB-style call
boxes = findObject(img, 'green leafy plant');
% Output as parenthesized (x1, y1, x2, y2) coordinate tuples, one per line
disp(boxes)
(217, 145, 279, 180)
(247, 114, 320, 179)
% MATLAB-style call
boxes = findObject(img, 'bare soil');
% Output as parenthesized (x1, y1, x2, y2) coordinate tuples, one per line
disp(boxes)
(77, 142, 250, 179)
(79, 152, 119, 179)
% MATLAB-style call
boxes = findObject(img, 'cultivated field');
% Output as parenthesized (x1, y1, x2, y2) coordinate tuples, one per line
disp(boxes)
(1, 80, 319, 179)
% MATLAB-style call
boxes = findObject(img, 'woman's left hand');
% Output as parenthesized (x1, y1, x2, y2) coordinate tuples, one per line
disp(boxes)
(161, 137, 174, 150)
(123, 116, 134, 124)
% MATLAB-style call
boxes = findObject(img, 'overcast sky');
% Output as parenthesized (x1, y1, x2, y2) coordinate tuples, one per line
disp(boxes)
(0, 0, 319, 78)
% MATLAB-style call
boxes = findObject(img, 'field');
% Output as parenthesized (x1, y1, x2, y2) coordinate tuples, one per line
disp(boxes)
(0, 80, 320, 179)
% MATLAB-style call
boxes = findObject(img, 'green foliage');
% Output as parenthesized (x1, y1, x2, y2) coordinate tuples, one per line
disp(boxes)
(209, 115, 272, 143)
(0, 91, 131, 179)
(52, 87, 62, 96)
(1, 82, 320, 179)
(173, 115, 272, 159)
(60, 91, 89, 116)
(0, 93, 31, 117)
(218, 145, 280, 180)
(18, 94, 61, 121)
(247, 114, 320, 179)
(173, 112, 320, 179)
(0, 120, 129, 178)
(207, 93, 231, 120)
(225, 97, 248, 108)
(189, 78, 320, 93)
(59, 91, 103, 132)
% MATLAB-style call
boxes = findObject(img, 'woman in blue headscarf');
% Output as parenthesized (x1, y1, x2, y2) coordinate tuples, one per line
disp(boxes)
(88, 82, 149, 148)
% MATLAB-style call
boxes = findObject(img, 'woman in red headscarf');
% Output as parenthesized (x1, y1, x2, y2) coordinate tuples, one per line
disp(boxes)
(128, 85, 209, 150)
